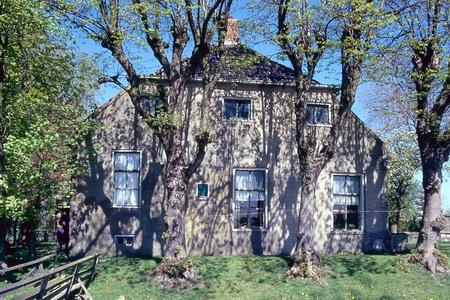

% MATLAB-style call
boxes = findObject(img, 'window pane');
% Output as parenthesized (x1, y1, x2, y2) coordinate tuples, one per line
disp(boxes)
(307, 104, 330, 124)
(347, 205, 359, 229)
(249, 191, 264, 203)
(333, 212, 346, 229)
(346, 176, 360, 194)
(307, 105, 315, 123)
(316, 106, 329, 124)
(114, 190, 127, 206)
(235, 171, 251, 190)
(224, 100, 237, 119)
(126, 153, 140, 171)
(251, 171, 265, 190)
(114, 172, 127, 189)
(127, 173, 140, 189)
(197, 183, 209, 198)
(114, 153, 128, 171)
(333, 176, 347, 194)
(142, 97, 158, 115)
(249, 208, 263, 227)
(237, 101, 250, 119)
(128, 190, 139, 206)
(236, 190, 250, 201)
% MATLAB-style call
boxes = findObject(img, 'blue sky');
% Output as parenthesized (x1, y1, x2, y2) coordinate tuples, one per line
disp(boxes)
(77, 2, 449, 213)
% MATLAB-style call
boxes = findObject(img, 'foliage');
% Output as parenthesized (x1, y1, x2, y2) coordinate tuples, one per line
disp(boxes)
(384, 131, 422, 230)
(0, 0, 97, 223)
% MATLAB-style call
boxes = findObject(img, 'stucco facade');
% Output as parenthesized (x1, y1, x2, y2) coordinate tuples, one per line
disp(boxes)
(71, 76, 388, 257)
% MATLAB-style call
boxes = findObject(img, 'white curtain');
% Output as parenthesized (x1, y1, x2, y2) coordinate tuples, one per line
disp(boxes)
(114, 152, 140, 171)
(333, 175, 360, 194)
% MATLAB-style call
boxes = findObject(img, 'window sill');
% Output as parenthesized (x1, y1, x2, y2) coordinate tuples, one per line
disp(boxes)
(196, 196, 208, 201)
(307, 123, 332, 128)
(331, 229, 364, 234)
(224, 118, 253, 123)
(232, 227, 268, 232)
(112, 205, 140, 209)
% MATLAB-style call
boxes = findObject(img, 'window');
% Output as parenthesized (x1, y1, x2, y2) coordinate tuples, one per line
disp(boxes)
(197, 183, 209, 199)
(307, 104, 330, 125)
(224, 99, 251, 120)
(113, 152, 140, 207)
(233, 170, 266, 229)
(115, 235, 134, 247)
(141, 97, 162, 116)
(115, 235, 135, 256)
(333, 175, 362, 230)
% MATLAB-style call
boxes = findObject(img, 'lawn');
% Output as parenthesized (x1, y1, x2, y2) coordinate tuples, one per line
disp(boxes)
(88, 243, 450, 300)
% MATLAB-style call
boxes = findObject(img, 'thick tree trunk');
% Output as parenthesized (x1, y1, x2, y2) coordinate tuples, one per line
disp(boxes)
(288, 177, 321, 278)
(152, 129, 196, 286)
(415, 164, 446, 273)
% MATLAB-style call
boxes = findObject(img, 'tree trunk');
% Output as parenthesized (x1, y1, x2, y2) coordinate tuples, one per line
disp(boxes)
(152, 129, 196, 285)
(0, 218, 7, 268)
(28, 223, 37, 260)
(0, 45, 7, 268)
(415, 162, 446, 273)
(288, 177, 321, 279)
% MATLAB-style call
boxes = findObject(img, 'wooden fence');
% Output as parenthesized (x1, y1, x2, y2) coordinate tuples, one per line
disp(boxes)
(0, 254, 99, 300)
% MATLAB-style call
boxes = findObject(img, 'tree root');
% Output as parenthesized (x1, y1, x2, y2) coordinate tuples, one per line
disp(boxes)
(151, 257, 201, 289)
(286, 251, 325, 284)
(409, 248, 449, 274)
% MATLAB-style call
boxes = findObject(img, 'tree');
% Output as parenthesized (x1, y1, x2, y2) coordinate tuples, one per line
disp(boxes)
(384, 131, 421, 232)
(48, 0, 233, 284)
(248, 0, 388, 278)
(373, 0, 449, 272)
(0, 0, 96, 265)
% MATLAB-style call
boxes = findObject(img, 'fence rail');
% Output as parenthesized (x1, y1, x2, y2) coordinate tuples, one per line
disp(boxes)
(0, 254, 99, 300)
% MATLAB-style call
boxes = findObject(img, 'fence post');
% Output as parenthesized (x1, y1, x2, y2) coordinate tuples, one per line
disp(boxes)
(37, 277, 48, 300)
(65, 264, 81, 298)
(89, 256, 99, 284)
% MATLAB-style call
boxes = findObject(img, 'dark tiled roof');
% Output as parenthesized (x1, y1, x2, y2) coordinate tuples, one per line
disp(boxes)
(152, 44, 318, 84)
(193, 44, 297, 83)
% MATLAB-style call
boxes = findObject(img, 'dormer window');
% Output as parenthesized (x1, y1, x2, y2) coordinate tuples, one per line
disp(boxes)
(224, 99, 251, 120)
(306, 104, 330, 125)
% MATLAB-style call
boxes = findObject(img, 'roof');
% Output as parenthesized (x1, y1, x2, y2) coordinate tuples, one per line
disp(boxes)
(151, 44, 321, 85)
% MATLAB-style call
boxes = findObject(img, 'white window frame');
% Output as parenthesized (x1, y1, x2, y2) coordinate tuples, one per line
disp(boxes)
(196, 182, 209, 200)
(231, 168, 269, 231)
(223, 98, 253, 121)
(306, 103, 332, 127)
(112, 150, 142, 209)
(115, 235, 135, 247)
(331, 173, 365, 232)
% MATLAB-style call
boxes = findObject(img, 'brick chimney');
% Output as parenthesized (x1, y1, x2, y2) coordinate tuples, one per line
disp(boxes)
(224, 18, 240, 46)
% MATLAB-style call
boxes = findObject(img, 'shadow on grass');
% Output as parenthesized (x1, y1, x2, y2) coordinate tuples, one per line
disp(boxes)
(324, 254, 398, 278)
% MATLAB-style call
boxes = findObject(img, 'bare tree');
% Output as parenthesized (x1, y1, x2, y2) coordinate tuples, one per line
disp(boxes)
(48, 0, 233, 284)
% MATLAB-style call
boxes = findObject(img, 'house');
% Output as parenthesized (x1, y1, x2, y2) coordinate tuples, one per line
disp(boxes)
(71, 23, 388, 257)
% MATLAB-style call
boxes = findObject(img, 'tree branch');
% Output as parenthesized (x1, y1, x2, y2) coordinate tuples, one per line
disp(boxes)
(98, 76, 130, 91)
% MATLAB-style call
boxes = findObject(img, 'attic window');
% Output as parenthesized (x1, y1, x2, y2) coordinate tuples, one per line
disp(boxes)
(141, 97, 162, 116)
(306, 104, 330, 125)
(224, 99, 251, 120)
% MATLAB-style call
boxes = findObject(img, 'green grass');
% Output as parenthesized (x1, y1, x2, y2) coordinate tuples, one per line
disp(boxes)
(89, 251, 450, 300)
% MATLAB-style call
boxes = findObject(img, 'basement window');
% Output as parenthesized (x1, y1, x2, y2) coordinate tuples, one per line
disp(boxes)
(115, 235, 134, 247)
